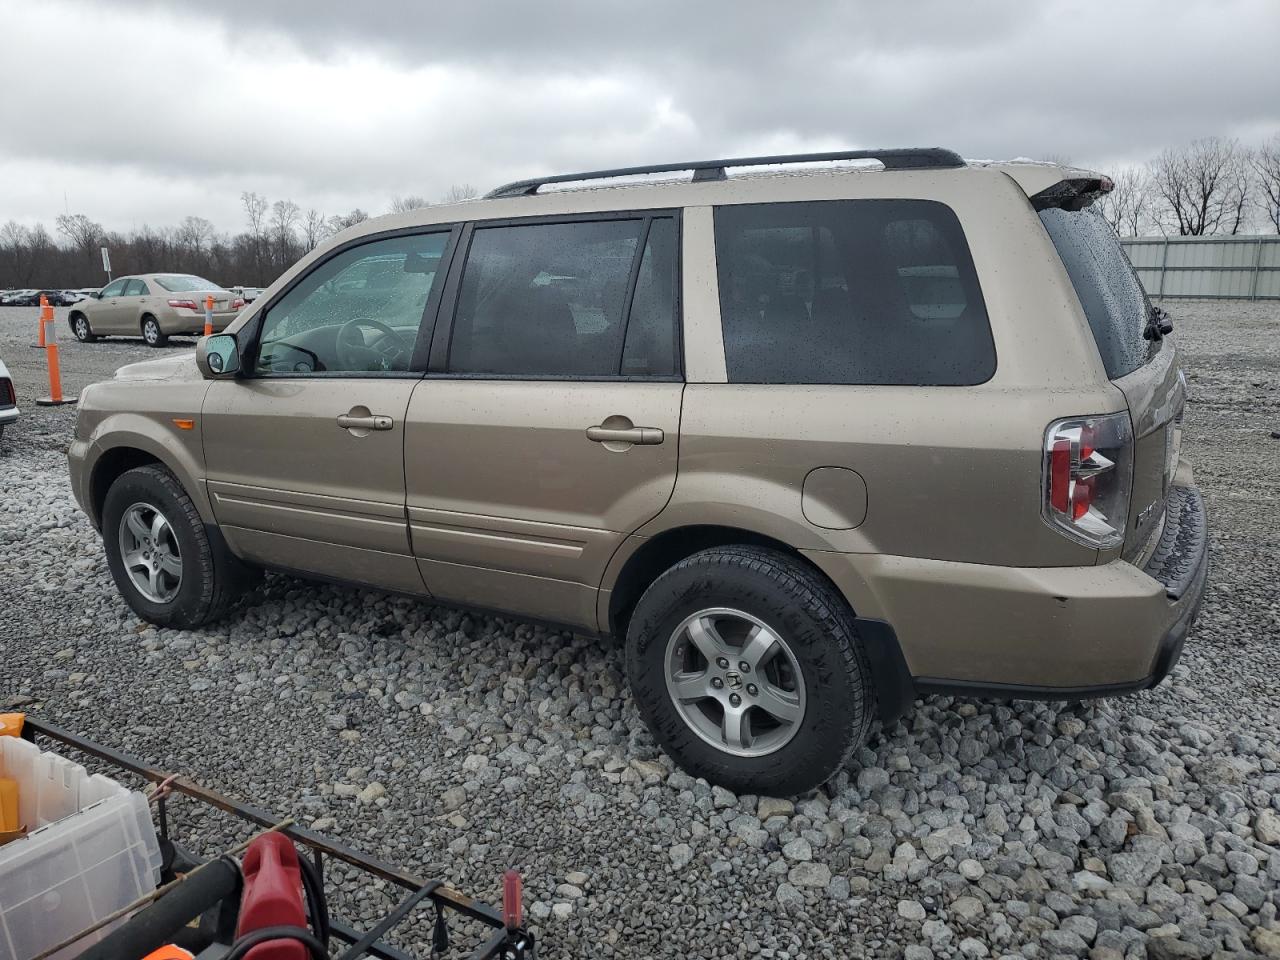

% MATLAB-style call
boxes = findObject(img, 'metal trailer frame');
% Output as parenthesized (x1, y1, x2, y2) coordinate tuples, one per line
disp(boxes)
(20, 717, 535, 960)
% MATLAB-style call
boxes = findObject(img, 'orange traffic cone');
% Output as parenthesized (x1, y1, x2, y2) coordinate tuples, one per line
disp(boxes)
(35, 309, 78, 407)
(203, 294, 214, 336)
(30, 295, 53, 348)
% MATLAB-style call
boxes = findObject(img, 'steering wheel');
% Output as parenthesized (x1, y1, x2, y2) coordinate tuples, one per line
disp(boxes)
(335, 318, 411, 372)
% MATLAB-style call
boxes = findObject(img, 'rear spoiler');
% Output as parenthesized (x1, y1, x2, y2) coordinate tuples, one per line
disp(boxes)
(1029, 175, 1115, 212)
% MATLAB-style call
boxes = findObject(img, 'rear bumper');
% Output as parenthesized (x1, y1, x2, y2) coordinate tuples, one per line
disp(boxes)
(806, 482, 1209, 706)
(0, 406, 18, 424)
(159, 313, 236, 335)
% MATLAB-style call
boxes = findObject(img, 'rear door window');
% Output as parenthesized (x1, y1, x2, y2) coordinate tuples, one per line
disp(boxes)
(713, 199, 994, 385)
(447, 215, 679, 377)
(1038, 207, 1153, 379)
(124, 279, 149, 296)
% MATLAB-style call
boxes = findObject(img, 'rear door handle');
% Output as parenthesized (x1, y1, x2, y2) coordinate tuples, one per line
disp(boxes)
(586, 424, 664, 445)
(337, 413, 393, 431)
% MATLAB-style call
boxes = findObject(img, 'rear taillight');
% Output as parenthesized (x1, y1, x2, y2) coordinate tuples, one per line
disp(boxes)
(232, 297, 246, 310)
(1042, 413, 1132, 549)
(168, 298, 199, 310)
(0, 378, 13, 408)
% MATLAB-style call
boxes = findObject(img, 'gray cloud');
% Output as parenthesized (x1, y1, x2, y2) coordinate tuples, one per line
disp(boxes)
(1, 0, 1277, 233)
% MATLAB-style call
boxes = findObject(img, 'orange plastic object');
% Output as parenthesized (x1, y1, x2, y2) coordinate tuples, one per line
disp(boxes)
(0, 778, 17, 832)
(0, 713, 23, 738)
(237, 833, 307, 960)
(47, 343, 65, 402)
(142, 947, 195, 960)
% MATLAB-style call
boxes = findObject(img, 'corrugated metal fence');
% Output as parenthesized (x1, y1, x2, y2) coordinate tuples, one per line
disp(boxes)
(1120, 235, 1280, 300)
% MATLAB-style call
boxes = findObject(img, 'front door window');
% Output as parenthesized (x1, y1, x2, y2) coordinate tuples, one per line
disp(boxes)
(254, 232, 449, 375)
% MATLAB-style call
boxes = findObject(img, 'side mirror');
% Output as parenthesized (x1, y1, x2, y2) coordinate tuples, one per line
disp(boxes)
(197, 333, 242, 379)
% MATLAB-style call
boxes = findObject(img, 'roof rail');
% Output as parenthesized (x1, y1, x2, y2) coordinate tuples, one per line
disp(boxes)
(484, 148, 966, 199)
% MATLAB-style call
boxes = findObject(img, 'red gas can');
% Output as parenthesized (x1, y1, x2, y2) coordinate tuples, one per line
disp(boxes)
(236, 833, 309, 960)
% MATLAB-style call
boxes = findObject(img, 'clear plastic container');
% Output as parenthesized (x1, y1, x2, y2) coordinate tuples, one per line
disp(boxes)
(0, 738, 161, 960)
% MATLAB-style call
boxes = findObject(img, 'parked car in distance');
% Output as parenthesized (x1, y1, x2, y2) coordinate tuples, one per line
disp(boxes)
(67, 274, 245, 346)
(0, 353, 18, 440)
(67, 149, 1207, 795)
(0, 289, 80, 306)
(228, 285, 265, 304)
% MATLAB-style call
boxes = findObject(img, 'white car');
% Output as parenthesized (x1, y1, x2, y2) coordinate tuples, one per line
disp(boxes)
(0, 354, 17, 440)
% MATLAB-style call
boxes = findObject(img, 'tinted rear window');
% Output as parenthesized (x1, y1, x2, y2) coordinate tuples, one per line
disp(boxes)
(714, 199, 995, 385)
(448, 217, 678, 378)
(1038, 207, 1153, 379)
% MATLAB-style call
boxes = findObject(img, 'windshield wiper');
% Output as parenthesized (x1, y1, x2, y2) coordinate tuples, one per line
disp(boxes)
(1144, 305, 1174, 341)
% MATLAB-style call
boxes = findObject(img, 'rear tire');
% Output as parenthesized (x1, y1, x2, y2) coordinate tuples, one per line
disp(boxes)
(141, 315, 167, 347)
(625, 545, 875, 796)
(102, 464, 259, 628)
(70, 313, 97, 342)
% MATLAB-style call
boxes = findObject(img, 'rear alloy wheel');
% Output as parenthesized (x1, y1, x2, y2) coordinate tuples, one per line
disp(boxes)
(71, 314, 97, 342)
(141, 315, 167, 347)
(626, 545, 875, 796)
(664, 607, 807, 757)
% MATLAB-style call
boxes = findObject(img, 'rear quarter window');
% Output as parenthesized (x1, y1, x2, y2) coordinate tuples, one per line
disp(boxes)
(1038, 207, 1154, 379)
(713, 199, 995, 385)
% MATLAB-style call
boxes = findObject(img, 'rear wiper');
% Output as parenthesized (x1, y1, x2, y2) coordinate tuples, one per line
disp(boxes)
(1144, 305, 1174, 341)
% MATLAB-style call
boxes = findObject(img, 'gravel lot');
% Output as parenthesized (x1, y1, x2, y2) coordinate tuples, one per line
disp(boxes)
(2, 301, 1279, 960)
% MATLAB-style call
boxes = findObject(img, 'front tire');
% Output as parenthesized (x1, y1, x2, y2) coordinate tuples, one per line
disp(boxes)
(102, 465, 258, 628)
(70, 313, 97, 342)
(625, 546, 875, 796)
(141, 315, 167, 347)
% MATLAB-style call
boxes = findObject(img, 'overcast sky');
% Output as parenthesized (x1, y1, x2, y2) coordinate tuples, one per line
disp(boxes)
(2, 0, 1278, 236)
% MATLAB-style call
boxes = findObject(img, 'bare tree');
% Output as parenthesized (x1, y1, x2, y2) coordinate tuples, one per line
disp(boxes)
(0, 221, 35, 285)
(390, 195, 430, 214)
(269, 199, 301, 269)
(1097, 168, 1150, 237)
(327, 209, 370, 233)
(302, 208, 329, 249)
(1148, 137, 1251, 235)
(441, 183, 479, 203)
(241, 191, 269, 282)
(1251, 135, 1280, 233)
(176, 215, 215, 257)
(54, 213, 105, 252)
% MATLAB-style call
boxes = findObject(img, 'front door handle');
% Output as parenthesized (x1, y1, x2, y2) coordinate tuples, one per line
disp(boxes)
(586, 423, 664, 445)
(337, 413, 393, 431)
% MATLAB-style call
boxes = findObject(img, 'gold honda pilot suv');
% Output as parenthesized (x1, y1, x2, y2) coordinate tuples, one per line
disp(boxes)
(68, 149, 1208, 795)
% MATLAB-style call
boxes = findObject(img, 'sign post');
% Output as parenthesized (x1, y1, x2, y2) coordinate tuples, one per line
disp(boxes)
(101, 246, 112, 281)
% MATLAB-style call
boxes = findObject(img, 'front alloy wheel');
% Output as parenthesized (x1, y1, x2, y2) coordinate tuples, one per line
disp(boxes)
(117, 503, 183, 603)
(73, 315, 94, 342)
(101, 464, 261, 627)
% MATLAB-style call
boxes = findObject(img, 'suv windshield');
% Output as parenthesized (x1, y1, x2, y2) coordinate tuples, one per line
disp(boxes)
(154, 275, 223, 292)
(1038, 207, 1154, 379)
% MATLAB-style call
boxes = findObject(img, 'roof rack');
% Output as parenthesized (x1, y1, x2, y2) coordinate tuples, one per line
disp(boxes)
(484, 147, 966, 199)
